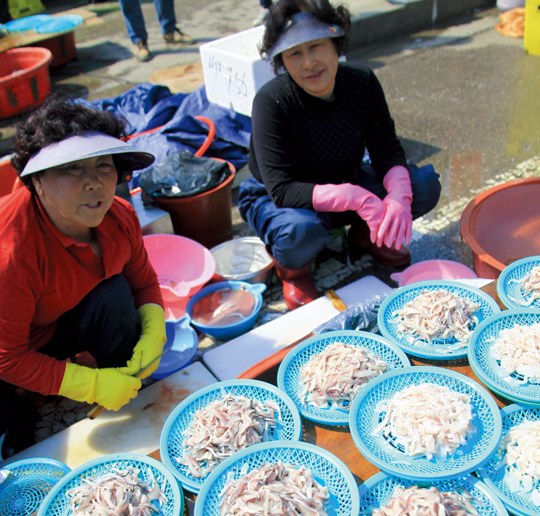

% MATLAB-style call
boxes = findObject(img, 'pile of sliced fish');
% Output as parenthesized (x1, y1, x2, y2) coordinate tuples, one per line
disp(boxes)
(500, 419, 540, 505)
(490, 323, 540, 383)
(66, 467, 168, 515)
(176, 394, 279, 478)
(372, 485, 480, 516)
(299, 342, 388, 410)
(393, 289, 480, 346)
(219, 461, 329, 516)
(373, 383, 475, 460)
(520, 266, 540, 299)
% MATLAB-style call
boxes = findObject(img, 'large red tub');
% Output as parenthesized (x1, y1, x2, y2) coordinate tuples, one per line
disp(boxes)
(460, 177, 540, 279)
(0, 47, 53, 120)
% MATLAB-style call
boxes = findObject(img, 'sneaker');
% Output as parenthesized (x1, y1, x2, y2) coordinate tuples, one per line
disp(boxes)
(253, 7, 268, 26)
(132, 40, 152, 62)
(163, 27, 195, 45)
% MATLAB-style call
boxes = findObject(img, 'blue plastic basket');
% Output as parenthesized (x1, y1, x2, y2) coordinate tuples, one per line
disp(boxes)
(479, 404, 540, 516)
(468, 309, 540, 406)
(349, 366, 502, 481)
(37, 453, 183, 516)
(195, 441, 359, 516)
(358, 472, 509, 516)
(277, 330, 411, 426)
(5, 15, 51, 32)
(34, 15, 84, 34)
(378, 280, 501, 360)
(160, 379, 302, 494)
(0, 458, 70, 516)
(497, 256, 540, 310)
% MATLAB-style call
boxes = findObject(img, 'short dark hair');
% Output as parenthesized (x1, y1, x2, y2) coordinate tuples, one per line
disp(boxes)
(11, 93, 128, 193)
(260, 0, 351, 75)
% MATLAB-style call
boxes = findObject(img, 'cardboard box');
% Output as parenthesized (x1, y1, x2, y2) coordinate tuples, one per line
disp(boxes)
(199, 26, 275, 117)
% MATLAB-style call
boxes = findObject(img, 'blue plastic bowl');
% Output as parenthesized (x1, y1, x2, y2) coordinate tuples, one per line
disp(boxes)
(0, 458, 70, 516)
(194, 441, 360, 516)
(185, 281, 266, 340)
(479, 404, 540, 516)
(150, 315, 198, 380)
(358, 472, 509, 516)
(349, 366, 502, 481)
(37, 453, 183, 516)
(160, 379, 302, 493)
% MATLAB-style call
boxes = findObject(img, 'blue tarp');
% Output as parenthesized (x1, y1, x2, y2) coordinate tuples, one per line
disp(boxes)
(79, 83, 252, 187)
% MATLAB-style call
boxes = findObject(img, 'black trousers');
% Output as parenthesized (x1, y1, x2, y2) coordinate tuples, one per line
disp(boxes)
(0, 274, 141, 435)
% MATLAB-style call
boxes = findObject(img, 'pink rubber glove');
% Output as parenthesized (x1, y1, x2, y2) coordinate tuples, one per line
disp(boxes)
(313, 183, 386, 243)
(377, 166, 413, 250)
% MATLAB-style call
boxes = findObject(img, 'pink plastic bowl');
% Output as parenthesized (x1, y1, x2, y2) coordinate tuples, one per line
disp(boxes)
(390, 259, 478, 287)
(143, 234, 216, 309)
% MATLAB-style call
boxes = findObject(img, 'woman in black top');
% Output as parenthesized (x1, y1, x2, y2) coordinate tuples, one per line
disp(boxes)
(238, 0, 441, 310)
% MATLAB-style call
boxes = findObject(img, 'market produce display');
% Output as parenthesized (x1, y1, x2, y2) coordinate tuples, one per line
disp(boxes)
(299, 341, 388, 410)
(378, 280, 500, 360)
(175, 393, 279, 478)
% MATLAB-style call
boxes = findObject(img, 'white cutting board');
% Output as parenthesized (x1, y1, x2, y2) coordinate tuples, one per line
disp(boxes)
(0, 361, 217, 470)
(203, 275, 393, 381)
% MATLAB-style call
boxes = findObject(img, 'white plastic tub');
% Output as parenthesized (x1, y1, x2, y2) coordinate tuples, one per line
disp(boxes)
(199, 26, 275, 117)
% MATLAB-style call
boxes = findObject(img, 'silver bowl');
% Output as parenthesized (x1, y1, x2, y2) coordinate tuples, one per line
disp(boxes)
(210, 237, 274, 286)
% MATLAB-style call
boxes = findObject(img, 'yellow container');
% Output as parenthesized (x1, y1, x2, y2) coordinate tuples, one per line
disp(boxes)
(525, 0, 540, 56)
(8, 0, 45, 20)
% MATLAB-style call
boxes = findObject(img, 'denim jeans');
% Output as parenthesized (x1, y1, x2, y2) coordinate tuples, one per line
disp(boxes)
(119, 0, 177, 43)
(238, 163, 441, 269)
(260, 0, 272, 8)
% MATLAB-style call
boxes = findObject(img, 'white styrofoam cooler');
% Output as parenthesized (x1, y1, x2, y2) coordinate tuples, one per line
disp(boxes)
(199, 26, 275, 117)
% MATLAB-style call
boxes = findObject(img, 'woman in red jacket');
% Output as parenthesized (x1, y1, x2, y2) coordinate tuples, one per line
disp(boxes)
(0, 96, 166, 458)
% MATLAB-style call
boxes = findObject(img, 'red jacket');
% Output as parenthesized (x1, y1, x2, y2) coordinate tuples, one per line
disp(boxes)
(0, 187, 163, 395)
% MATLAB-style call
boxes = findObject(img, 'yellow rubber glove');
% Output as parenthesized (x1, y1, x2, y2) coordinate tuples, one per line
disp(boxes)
(58, 362, 142, 411)
(118, 304, 166, 379)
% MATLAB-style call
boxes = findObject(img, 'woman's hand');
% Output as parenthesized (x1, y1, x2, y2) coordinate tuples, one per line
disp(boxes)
(312, 183, 386, 243)
(58, 363, 141, 411)
(376, 166, 413, 249)
(118, 304, 166, 379)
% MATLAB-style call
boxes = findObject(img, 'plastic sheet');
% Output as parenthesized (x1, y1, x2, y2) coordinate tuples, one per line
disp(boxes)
(78, 84, 251, 187)
(138, 150, 231, 203)
(312, 291, 391, 335)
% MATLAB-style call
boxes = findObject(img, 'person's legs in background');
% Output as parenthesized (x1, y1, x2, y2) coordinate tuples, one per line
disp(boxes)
(348, 162, 441, 266)
(253, 0, 272, 26)
(156, 0, 195, 44)
(238, 177, 334, 310)
(118, 0, 152, 61)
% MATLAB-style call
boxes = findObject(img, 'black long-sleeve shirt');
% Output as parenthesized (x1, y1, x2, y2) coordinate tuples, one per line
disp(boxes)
(249, 63, 407, 209)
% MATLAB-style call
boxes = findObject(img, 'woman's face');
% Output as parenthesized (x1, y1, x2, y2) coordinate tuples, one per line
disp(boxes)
(282, 37, 339, 100)
(31, 154, 118, 242)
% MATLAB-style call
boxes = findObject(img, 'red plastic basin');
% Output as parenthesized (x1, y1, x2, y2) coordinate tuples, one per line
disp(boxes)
(460, 177, 540, 279)
(0, 47, 53, 120)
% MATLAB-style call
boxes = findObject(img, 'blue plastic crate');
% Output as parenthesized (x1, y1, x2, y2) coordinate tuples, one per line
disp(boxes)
(479, 404, 540, 516)
(378, 280, 501, 360)
(358, 472, 508, 516)
(37, 453, 183, 516)
(349, 366, 502, 481)
(277, 330, 410, 426)
(160, 379, 302, 493)
(0, 458, 70, 516)
(195, 441, 359, 516)
(468, 309, 540, 406)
